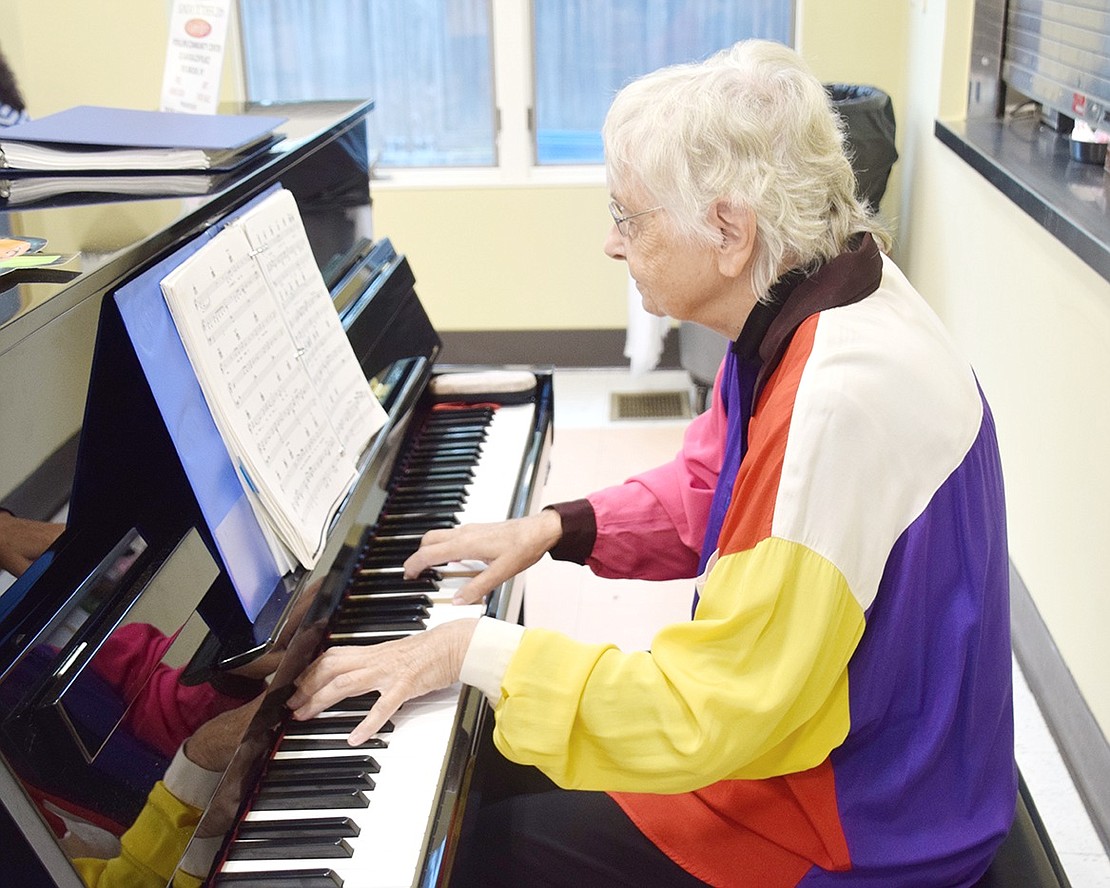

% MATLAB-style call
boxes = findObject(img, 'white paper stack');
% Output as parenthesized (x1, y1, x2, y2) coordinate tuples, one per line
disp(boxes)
(160, 188, 387, 570)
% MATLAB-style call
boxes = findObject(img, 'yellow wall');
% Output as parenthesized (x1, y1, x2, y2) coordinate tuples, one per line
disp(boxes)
(897, 0, 1110, 737)
(4, 2, 244, 116)
(372, 184, 629, 330)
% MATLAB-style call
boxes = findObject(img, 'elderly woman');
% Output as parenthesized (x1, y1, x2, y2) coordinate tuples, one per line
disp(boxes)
(290, 40, 1015, 886)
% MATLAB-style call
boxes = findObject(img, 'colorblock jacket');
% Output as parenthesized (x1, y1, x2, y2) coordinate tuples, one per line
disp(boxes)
(462, 235, 1015, 886)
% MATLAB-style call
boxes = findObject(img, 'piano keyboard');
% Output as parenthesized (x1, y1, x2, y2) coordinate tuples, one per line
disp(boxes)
(213, 401, 539, 888)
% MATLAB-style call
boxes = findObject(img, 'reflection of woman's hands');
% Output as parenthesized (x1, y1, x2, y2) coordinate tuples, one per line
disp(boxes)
(183, 691, 266, 772)
(287, 618, 479, 746)
(0, 511, 64, 576)
(402, 511, 563, 604)
(226, 579, 323, 681)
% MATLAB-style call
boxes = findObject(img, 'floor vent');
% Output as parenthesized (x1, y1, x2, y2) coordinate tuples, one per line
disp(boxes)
(610, 390, 691, 421)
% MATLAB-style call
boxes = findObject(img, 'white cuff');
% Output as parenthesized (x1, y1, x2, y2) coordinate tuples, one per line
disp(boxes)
(459, 616, 526, 703)
(163, 743, 224, 810)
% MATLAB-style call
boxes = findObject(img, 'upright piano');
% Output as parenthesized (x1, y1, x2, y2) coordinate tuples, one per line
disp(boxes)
(0, 101, 554, 887)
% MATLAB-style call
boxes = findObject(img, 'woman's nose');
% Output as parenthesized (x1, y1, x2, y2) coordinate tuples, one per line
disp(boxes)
(604, 225, 626, 260)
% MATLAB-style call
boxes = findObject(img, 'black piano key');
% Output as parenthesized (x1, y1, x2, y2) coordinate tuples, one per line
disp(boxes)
(330, 603, 426, 626)
(406, 445, 482, 461)
(405, 444, 481, 459)
(348, 570, 437, 585)
(374, 516, 457, 533)
(338, 590, 432, 606)
(417, 430, 486, 441)
(378, 507, 459, 522)
(374, 499, 465, 518)
(261, 771, 377, 791)
(395, 467, 473, 483)
(340, 691, 382, 707)
(235, 817, 361, 840)
(326, 631, 413, 645)
(355, 552, 422, 570)
(387, 480, 469, 495)
(288, 715, 393, 734)
(344, 588, 437, 602)
(332, 607, 428, 625)
(229, 836, 354, 860)
(252, 787, 370, 810)
(337, 596, 430, 611)
(347, 583, 440, 597)
(359, 537, 430, 553)
(279, 736, 387, 751)
(335, 597, 430, 614)
(361, 530, 428, 545)
(329, 617, 427, 635)
(266, 754, 379, 772)
(420, 418, 490, 430)
(341, 593, 433, 609)
(415, 417, 487, 429)
(261, 759, 379, 781)
(404, 461, 481, 475)
(425, 411, 492, 425)
(362, 530, 450, 548)
(259, 772, 377, 794)
(353, 565, 437, 580)
(214, 869, 343, 887)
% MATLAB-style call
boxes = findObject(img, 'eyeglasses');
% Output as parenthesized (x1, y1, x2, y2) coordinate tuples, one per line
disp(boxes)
(608, 200, 662, 237)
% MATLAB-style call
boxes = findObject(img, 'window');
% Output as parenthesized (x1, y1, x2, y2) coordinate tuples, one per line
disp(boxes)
(239, 0, 794, 174)
(533, 1, 794, 164)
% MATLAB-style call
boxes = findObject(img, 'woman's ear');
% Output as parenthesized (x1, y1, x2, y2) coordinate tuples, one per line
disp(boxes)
(709, 200, 756, 278)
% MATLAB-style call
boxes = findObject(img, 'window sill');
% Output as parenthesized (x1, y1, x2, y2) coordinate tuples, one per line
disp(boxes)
(935, 117, 1110, 284)
(371, 164, 607, 191)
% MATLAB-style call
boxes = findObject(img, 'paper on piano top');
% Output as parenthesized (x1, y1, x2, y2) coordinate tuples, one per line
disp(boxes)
(159, 188, 386, 570)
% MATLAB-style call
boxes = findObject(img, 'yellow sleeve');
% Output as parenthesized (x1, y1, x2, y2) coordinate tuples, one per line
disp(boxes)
(493, 537, 866, 792)
(74, 782, 201, 888)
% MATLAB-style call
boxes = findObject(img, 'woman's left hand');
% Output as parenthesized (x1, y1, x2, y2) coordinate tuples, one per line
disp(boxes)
(287, 618, 479, 746)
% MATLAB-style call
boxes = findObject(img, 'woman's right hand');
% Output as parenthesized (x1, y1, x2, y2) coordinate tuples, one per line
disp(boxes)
(402, 509, 563, 604)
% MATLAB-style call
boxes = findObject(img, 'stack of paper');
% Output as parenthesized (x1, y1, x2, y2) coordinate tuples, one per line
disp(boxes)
(0, 172, 230, 207)
(0, 105, 286, 172)
(160, 189, 387, 570)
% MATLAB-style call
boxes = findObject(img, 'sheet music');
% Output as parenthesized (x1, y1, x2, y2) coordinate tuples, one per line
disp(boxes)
(159, 196, 379, 570)
(234, 188, 387, 456)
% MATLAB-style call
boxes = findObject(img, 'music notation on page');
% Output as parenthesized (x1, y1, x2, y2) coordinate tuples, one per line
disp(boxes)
(159, 188, 387, 571)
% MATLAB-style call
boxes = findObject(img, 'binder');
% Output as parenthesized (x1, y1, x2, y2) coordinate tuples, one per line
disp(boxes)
(0, 105, 287, 172)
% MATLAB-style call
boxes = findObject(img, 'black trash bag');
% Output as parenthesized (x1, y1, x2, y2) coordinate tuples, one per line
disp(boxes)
(825, 83, 898, 209)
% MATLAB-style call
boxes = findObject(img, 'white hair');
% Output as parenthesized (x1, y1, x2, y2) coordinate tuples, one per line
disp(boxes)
(603, 40, 891, 301)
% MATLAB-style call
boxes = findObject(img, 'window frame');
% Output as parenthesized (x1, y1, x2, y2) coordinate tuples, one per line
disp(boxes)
(371, 0, 797, 191)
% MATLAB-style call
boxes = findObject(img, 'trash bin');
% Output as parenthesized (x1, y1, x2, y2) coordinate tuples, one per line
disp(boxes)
(824, 83, 899, 209)
(679, 84, 898, 412)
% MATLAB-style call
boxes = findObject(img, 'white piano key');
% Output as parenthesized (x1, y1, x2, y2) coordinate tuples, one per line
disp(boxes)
(224, 691, 464, 887)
